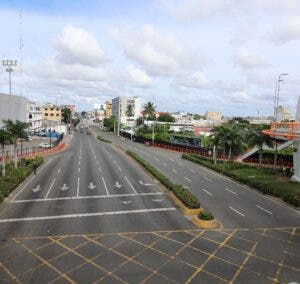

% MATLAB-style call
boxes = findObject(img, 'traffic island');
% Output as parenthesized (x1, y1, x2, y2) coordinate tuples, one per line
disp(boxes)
(192, 211, 221, 229)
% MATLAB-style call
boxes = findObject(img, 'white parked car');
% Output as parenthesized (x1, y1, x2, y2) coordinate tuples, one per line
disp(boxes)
(38, 142, 51, 148)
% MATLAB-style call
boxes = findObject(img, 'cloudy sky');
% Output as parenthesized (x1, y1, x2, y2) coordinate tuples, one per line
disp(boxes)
(0, 0, 300, 116)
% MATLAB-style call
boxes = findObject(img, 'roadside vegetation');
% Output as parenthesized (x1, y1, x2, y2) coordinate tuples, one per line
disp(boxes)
(0, 156, 43, 204)
(182, 154, 300, 207)
(97, 135, 112, 143)
(127, 150, 200, 209)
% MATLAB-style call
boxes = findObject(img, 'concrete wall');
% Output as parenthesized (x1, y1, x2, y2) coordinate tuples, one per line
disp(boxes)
(0, 93, 28, 128)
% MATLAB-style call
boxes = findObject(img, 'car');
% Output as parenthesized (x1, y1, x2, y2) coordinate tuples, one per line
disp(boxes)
(38, 142, 51, 148)
(87, 130, 92, 135)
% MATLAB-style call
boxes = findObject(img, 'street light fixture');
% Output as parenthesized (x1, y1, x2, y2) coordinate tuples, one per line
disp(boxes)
(2, 59, 17, 96)
(274, 73, 288, 122)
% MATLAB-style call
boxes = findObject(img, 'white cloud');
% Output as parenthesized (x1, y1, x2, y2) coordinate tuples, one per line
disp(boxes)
(176, 71, 216, 89)
(55, 25, 108, 66)
(234, 48, 270, 70)
(110, 24, 205, 77)
(126, 65, 152, 88)
(269, 17, 300, 44)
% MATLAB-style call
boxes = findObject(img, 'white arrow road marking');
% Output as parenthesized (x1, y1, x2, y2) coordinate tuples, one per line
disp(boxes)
(114, 181, 122, 189)
(32, 185, 41, 193)
(139, 180, 153, 186)
(60, 184, 69, 191)
(57, 168, 61, 174)
(88, 182, 96, 190)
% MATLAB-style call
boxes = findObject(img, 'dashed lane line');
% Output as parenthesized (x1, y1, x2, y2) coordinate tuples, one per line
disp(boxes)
(224, 187, 237, 195)
(10, 192, 164, 203)
(124, 176, 138, 195)
(102, 177, 110, 196)
(202, 188, 213, 196)
(77, 177, 80, 197)
(184, 177, 192, 183)
(204, 176, 213, 182)
(229, 206, 245, 217)
(172, 169, 177, 173)
(0, 207, 177, 223)
(256, 204, 273, 215)
(44, 178, 56, 199)
(57, 168, 61, 174)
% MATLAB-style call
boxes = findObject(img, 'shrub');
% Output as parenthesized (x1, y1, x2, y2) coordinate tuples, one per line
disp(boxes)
(127, 150, 200, 209)
(198, 211, 214, 220)
(97, 135, 112, 143)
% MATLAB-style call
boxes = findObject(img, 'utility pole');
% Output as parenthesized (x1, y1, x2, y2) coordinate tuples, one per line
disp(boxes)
(2, 59, 17, 95)
(152, 96, 155, 145)
(117, 97, 121, 136)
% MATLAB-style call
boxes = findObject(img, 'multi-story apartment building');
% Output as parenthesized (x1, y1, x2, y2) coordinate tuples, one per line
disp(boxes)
(276, 106, 291, 122)
(41, 104, 62, 123)
(105, 101, 112, 118)
(112, 96, 141, 125)
(205, 111, 222, 121)
(27, 101, 42, 131)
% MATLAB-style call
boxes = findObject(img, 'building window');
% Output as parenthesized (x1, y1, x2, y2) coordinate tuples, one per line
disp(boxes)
(45, 108, 48, 111)
(50, 113, 54, 116)
(56, 108, 59, 111)
(45, 113, 48, 116)
(29, 114, 32, 119)
(50, 108, 54, 111)
(56, 114, 59, 116)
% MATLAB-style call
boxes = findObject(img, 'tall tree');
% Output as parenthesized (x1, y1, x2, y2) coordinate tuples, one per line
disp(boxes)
(0, 129, 11, 177)
(247, 124, 274, 167)
(157, 113, 175, 122)
(143, 102, 156, 120)
(4, 120, 28, 168)
(61, 107, 72, 124)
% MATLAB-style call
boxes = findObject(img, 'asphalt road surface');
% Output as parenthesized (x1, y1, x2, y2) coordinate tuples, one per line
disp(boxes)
(0, 127, 299, 283)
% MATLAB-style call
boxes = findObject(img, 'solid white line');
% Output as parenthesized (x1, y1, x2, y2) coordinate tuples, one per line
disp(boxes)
(0, 207, 177, 223)
(202, 188, 213, 196)
(229, 206, 245, 217)
(124, 176, 138, 195)
(224, 187, 237, 195)
(172, 169, 177, 173)
(204, 176, 213, 182)
(11, 159, 52, 201)
(256, 205, 272, 215)
(117, 166, 122, 172)
(184, 177, 192, 183)
(11, 192, 164, 203)
(98, 167, 102, 172)
(102, 177, 110, 196)
(162, 162, 167, 166)
(57, 168, 61, 174)
(45, 178, 56, 199)
(77, 177, 80, 197)
(78, 167, 80, 173)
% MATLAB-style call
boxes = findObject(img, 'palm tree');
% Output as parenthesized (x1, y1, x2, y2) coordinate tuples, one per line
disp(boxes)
(248, 124, 274, 167)
(125, 104, 134, 127)
(4, 120, 28, 168)
(143, 102, 156, 121)
(213, 125, 228, 163)
(208, 134, 220, 164)
(226, 126, 243, 162)
(0, 129, 12, 177)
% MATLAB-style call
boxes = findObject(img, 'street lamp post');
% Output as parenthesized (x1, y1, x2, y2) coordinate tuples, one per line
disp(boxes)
(2, 59, 17, 95)
(273, 73, 288, 169)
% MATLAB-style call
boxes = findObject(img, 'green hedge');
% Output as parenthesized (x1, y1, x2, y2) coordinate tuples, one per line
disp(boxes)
(182, 154, 300, 207)
(198, 211, 214, 220)
(127, 150, 200, 209)
(97, 135, 112, 143)
(0, 156, 44, 204)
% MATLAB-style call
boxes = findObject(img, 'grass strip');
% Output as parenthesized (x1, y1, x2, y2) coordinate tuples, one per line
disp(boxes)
(127, 150, 200, 209)
(0, 156, 44, 204)
(182, 154, 300, 207)
(97, 135, 112, 143)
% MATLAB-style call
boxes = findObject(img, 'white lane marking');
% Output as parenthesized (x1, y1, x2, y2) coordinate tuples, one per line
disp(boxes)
(11, 192, 164, 203)
(11, 159, 52, 201)
(102, 177, 110, 196)
(117, 166, 122, 172)
(96, 161, 99, 165)
(77, 177, 80, 197)
(172, 169, 177, 173)
(121, 200, 132, 205)
(162, 162, 168, 166)
(88, 182, 96, 190)
(139, 180, 153, 186)
(224, 187, 237, 195)
(152, 198, 163, 202)
(78, 167, 80, 173)
(154, 179, 159, 184)
(124, 176, 138, 195)
(229, 206, 245, 217)
(184, 177, 192, 183)
(78, 161, 81, 166)
(114, 181, 122, 189)
(256, 205, 273, 215)
(204, 176, 213, 182)
(169, 158, 175, 162)
(202, 188, 213, 196)
(98, 167, 102, 172)
(94, 155, 97, 159)
(190, 169, 196, 173)
(0, 207, 177, 223)
(154, 157, 159, 161)
(57, 168, 61, 174)
(45, 178, 56, 199)
(32, 185, 41, 193)
(113, 160, 117, 164)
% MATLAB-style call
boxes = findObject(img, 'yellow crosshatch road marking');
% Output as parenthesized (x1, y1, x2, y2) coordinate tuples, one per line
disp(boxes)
(0, 227, 299, 283)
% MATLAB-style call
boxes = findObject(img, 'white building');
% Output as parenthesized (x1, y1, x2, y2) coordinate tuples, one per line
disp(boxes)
(276, 106, 291, 122)
(112, 96, 141, 125)
(27, 101, 42, 131)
